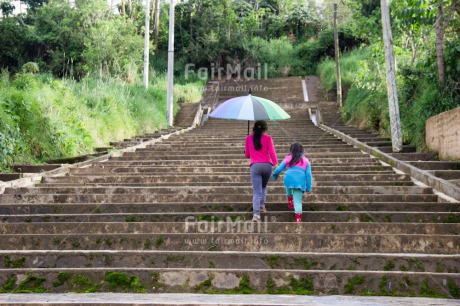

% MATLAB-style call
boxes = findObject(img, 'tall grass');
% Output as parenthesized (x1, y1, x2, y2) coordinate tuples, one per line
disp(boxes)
(317, 48, 371, 91)
(0, 70, 205, 170)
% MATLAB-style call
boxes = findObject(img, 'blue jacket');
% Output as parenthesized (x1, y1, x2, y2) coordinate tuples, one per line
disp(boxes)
(272, 155, 312, 192)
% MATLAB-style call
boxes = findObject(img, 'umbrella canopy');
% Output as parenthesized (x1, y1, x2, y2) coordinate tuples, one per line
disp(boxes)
(209, 95, 290, 121)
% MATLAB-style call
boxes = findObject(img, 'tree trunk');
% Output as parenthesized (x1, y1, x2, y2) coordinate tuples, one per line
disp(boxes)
(189, 4, 193, 39)
(333, 2, 342, 108)
(151, 0, 155, 32)
(121, 0, 125, 16)
(435, 0, 446, 88)
(435, 0, 458, 88)
(143, 0, 150, 89)
(153, 0, 160, 47)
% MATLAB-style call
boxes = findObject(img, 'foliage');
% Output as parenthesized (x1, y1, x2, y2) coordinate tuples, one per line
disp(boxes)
(318, 42, 459, 149)
(0, 70, 203, 171)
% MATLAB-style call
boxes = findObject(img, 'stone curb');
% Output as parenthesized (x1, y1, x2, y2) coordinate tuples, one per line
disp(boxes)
(320, 124, 460, 202)
(0, 293, 458, 305)
(0, 127, 196, 195)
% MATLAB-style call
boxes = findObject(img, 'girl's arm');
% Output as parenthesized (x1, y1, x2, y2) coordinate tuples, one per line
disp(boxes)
(267, 136, 278, 165)
(272, 161, 286, 180)
(244, 136, 250, 158)
(305, 164, 312, 192)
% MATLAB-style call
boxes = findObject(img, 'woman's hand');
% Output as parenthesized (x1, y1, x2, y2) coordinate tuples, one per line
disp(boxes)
(306, 192, 312, 196)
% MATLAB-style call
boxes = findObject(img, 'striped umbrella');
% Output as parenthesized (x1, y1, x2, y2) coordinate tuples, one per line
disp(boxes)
(209, 95, 291, 134)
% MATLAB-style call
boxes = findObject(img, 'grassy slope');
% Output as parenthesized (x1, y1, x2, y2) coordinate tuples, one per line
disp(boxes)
(0, 71, 204, 170)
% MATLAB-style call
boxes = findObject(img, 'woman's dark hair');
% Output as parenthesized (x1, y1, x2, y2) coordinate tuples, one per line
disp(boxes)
(252, 120, 268, 151)
(289, 142, 304, 166)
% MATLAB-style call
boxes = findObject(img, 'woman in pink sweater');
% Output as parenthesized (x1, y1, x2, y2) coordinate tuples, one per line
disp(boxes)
(245, 120, 278, 222)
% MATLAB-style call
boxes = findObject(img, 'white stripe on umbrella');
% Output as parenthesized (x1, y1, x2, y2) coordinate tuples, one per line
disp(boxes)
(237, 96, 255, 120)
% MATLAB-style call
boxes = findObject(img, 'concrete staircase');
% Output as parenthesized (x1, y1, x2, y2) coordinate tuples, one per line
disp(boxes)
(319, 100, 460, 189)
(0, 106, 459, 297)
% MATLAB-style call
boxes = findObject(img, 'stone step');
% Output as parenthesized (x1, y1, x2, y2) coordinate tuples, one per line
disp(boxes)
(389, 153, 438, 161)
(115, 152, 368, 160)
(429, 170, 460, 180)
(1, 202, 455, 215)
(1, 222, 458, 235)
(38, 181, 414, 188)
(0, 173, 22, 182)
(151, 144, 348, 151)
(1, 251, 458, 274)
(5, 186, 433, 195)
(46, 153, 105, 164)
(44, 173, 410, 183)
(80, 164, 391, 171)
(0, 233, 456, 253)
(142, 147, 360, 154)
(12, 164, 61, 173)
(408, 161, 460, 171)
(69, 167, 395, 174)
(103, 157, 380, 166)
(0, 193, 439, 204)
(1, 211, 457, 224)
(379, 146, 417, 154)
(0, 268, 457, 296)
(158, 138, 342, 144)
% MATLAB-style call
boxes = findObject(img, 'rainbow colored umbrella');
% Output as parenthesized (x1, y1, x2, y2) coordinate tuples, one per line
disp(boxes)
(209, 95, 290, 134)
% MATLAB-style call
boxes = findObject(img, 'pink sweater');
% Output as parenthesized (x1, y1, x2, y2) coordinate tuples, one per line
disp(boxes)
(245, 134, 278, 165)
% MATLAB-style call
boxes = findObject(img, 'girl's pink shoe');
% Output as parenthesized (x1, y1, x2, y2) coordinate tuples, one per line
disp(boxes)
(287, 196, 294, 210)
(295, 214, 302, 223)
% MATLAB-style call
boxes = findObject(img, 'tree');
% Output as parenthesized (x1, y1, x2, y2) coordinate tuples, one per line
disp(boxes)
(1, 2, 15, 17)
(435, 0, 458, 87)
(21, 0, 49, 11)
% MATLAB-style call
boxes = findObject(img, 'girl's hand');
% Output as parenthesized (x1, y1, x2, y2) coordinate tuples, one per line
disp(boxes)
(306, 192, 312, 196)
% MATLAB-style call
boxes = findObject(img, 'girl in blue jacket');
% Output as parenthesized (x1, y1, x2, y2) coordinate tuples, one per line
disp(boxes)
(272, 142, 313, 222)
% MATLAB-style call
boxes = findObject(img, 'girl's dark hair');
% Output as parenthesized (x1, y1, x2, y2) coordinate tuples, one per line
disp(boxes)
(252, 120, 268, 151)
(289, 142, 304, 166)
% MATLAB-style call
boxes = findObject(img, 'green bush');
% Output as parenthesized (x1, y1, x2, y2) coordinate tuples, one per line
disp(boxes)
(243, 37, 300, 78)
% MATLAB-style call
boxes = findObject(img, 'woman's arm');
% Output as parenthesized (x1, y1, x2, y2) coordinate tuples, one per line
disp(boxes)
(244, 136, 250, 158)
(267, 136, 278, 164)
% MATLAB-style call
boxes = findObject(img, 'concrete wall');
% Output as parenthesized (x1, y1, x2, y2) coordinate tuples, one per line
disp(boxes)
(426, 107, 460, 160)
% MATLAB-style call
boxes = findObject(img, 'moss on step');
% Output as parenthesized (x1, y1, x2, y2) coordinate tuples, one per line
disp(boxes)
(384, 261, 395, 271)
(360, 215, 374, 223)
(265, 255, 281, 269)
(265, 276, 313, 295)
(344, 275, 364, 294)
(53, 272, 71, 287)
(72, 275, 100, 293)
(16, 274, 47, 293)
(420, 278, 444, 298)
(336, 205, 349, 211)
(448, 278, 459, 298)
(143, 239, 152, 249)
(105, 272, 145, 293)
(194, 277, 213, 292)
(3, 256, 26, 268)
(155, 237, 164, 247)
(442, 214, 459, 223)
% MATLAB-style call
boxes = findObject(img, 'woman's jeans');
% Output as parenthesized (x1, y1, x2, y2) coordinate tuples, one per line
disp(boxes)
(250, 163, 273, 215)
